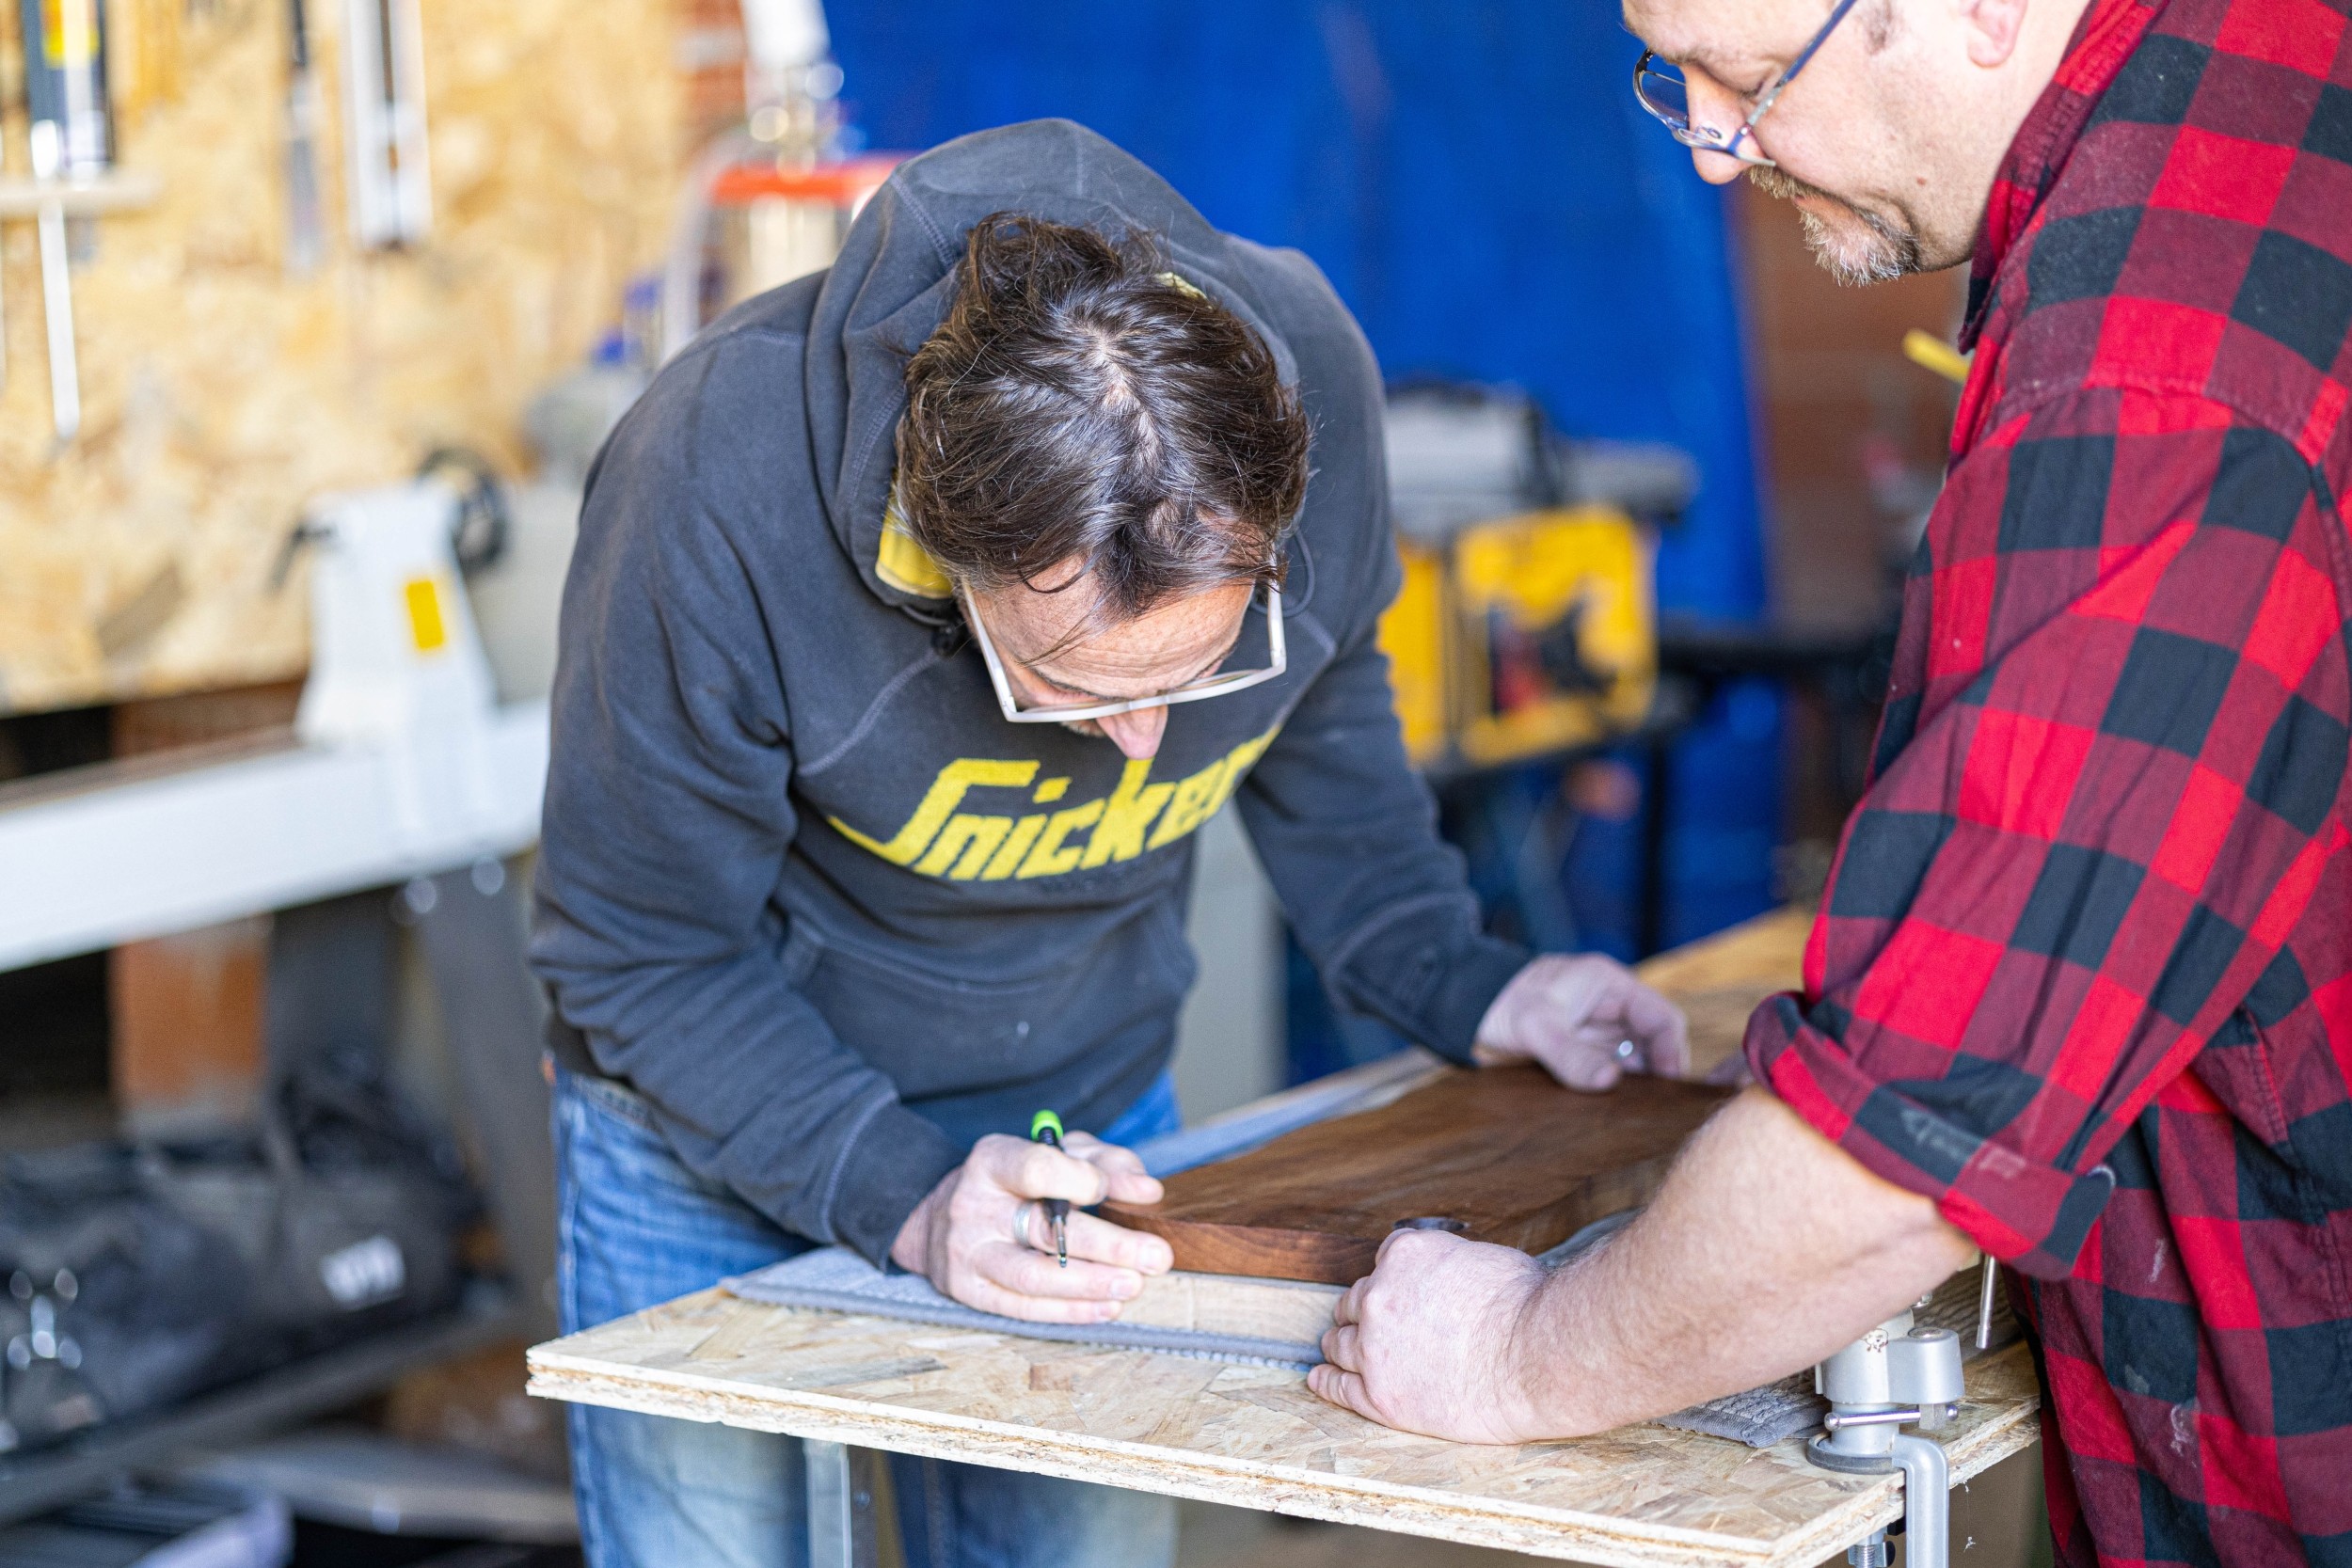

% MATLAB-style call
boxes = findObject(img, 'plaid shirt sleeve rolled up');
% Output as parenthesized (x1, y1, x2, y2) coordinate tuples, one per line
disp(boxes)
(1742, 1, 2352, 1562)
(1749, 388, 2349, 1273)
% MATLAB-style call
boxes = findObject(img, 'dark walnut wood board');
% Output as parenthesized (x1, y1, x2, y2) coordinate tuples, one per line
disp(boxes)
(1102, 1064, 1733, 1286)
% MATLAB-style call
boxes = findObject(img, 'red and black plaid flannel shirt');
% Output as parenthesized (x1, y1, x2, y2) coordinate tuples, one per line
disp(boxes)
(1741, 0, 2352, 1562)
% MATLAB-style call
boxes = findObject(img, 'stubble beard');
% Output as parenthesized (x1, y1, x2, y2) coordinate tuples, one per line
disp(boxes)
(1748, 165, 1924, 286)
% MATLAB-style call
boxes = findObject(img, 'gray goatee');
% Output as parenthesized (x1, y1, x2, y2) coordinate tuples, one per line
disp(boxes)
(1748, 165, 1922, 286)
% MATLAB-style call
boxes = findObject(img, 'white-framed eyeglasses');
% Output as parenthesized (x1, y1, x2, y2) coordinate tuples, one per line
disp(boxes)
(1632, 0, 1861, 169)
(959, 579, 1287, 725)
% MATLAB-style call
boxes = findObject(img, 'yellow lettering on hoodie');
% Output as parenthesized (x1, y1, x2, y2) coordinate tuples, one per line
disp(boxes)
(917, 815, 1013, 879)
(834, 726, 1283, 880)
(1147, 730, 1279, 850)
(1149, 760, 1230, 851)
(980, 816, 1050, 880)
(1019, 799, 1108, 879)
(1081, 760, 1177, 868)
(1210, 729, 1279, 814)
(830, 759, 1039, 865)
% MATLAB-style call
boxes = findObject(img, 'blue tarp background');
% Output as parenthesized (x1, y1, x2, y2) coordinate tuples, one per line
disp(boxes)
(828, 1, 1785, 964)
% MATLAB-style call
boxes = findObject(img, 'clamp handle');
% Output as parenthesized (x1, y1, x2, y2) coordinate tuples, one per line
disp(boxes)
(1976, 1252, 1998, 1351)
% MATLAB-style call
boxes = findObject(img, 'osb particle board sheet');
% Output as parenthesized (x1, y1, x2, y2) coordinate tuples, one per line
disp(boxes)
(529, 1289, 2040, 1568)
(0, 0, 680, 717)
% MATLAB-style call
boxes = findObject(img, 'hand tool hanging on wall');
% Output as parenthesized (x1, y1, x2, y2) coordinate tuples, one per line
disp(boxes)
(341, 0, 431, 248)
(15, 0, 113, 445)
(282, 0, 326, 274)
(17, 0, 112, 174)
(28, 124, 81, 445)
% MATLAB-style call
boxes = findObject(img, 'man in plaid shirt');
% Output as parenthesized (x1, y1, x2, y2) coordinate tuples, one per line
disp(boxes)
(1311, 0, 2352, 1561)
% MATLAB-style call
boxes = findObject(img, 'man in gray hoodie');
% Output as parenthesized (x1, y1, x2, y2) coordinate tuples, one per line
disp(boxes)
(532, 119, 1686, 1568)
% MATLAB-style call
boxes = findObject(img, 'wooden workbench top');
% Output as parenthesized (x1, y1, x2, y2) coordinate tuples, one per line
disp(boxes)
(530, 1289, 2037, 1568)
(528, 907, 2042, 1567)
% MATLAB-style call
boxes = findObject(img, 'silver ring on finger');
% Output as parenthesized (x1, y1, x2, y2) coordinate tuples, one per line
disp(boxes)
(1011, 1200, 1033, 1249)
(1614, 1038, 1637, 1064)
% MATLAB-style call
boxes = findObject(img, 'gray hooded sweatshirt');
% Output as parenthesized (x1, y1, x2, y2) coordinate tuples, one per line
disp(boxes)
(531, 120, 1528, 1267)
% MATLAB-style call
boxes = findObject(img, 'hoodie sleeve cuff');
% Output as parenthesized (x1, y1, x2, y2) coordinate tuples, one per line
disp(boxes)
(1414, 937, 1532, 1064)
(821, 1102, 965, 1269)
(1332, 916, 1531, 1066)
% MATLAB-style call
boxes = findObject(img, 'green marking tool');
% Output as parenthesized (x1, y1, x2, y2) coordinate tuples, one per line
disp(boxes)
(1029, 1109, 1070, 1267)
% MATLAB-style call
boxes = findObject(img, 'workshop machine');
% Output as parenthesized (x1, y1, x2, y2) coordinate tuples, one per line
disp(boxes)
(1375, 386, 1695, 771)
(0, 471, 560, 1524)
(1380, 504, 1657, 769)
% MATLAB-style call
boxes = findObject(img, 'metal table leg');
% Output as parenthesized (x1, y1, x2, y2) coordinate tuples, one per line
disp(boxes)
(405, 859, 558, 1338)
(805, 1440, 879, 1568)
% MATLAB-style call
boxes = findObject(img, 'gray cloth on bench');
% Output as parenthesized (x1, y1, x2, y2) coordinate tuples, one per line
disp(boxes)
(725, 1248, 1324, 1370)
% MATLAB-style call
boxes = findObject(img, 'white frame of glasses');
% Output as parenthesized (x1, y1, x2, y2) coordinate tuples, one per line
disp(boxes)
(959, 581, 1287, 724)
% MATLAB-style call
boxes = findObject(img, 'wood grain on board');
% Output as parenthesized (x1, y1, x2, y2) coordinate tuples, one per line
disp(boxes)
(1102, 1064, 1733, 1285)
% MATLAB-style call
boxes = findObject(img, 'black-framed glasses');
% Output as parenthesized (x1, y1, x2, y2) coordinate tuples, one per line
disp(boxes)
(1632, 0, 1862, 168)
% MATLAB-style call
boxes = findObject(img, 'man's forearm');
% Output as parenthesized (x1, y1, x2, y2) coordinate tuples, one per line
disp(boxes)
(1506, 1088, 1977, 1436)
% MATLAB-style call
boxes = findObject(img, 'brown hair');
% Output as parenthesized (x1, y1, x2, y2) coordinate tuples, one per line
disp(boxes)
(898, 214, 1310, 622)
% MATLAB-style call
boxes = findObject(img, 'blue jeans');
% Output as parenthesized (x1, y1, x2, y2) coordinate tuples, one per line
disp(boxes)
(553, 1067, 1183, 1568)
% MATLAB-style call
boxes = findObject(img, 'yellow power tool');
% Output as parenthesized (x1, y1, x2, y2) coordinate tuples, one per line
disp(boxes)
(1379, 505, 1658, 770)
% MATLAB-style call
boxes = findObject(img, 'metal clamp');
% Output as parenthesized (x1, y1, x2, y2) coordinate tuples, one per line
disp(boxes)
(1821, 1406, 1922, 1432)
(1807, 1309, 1964, 1568)
(1977, 1251, 1998, 1351)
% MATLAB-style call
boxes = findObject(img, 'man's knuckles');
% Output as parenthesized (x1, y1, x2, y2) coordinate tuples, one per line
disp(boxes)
(1378, 1227, 1465, 1272)
(1559, 1057, 1622, 1093)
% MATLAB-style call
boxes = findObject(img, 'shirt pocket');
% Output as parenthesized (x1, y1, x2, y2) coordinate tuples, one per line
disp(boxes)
(2189, 1007, 2344, 1223)
(2190, 1007, 2293, 1150)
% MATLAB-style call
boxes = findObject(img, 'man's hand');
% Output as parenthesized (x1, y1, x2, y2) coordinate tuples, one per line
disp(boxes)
(1309, 1229, 1551, 1444)
(1307, 1089, 1979, 1444)
(1475, 954, 1690, 1089)
(889, 1131, 1173, 1323)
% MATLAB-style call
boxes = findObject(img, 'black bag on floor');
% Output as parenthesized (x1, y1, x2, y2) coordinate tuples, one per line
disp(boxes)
(0, 1053, 479, 1454)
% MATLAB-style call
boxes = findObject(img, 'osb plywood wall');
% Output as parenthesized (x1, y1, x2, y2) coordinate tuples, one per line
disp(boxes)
(0, 0, 683, 718)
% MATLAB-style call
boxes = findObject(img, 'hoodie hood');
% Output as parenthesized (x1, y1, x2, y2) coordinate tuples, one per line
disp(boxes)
(803, 119, 1304, 614)
(535, 116, 1529, 1270)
